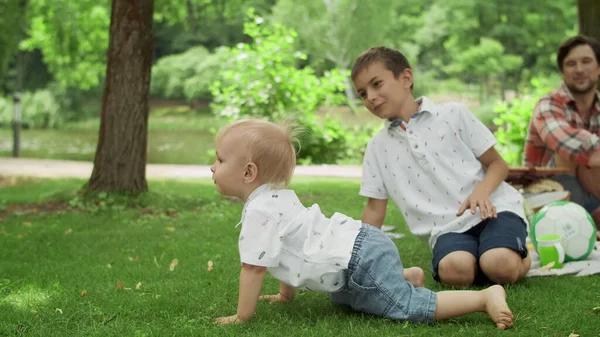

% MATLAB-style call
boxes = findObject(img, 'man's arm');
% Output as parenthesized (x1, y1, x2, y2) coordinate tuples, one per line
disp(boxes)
(362, 197, 388, 229)
(589, 151, 600, 167)
(533, 99, 600, 168)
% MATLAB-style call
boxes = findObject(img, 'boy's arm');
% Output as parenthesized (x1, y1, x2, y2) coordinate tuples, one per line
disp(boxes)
(259, 282, 296, 303)
(362, 197, 388, 229)
(457, 147, 508, 217)
(475, 147, 509, 193)
(215, 263, 267, 325)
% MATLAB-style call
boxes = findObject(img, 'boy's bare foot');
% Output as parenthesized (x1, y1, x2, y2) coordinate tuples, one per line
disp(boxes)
(404, 267, 425, 287)
(483, 285, 514, 330)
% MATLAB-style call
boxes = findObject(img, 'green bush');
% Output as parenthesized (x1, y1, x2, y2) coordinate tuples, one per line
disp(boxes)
(297, 116, 377, 164)
(47, 82, 102, 123)
(210, 9, 374, 164)
(493, 77, 557, 166)
(0, 89, 62, 128)
(150, 46, 229, 103)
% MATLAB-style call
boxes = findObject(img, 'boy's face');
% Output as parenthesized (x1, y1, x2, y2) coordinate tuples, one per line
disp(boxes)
(353, 61, 413, 121)
(210, 133, 247, 199)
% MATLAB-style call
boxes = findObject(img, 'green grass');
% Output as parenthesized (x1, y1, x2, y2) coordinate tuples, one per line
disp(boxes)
(0, 177, 598, 336)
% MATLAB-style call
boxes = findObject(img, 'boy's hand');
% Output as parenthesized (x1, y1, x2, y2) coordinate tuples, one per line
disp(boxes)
(259, 293, 291, 303)
(457, 186, 497, 220)
(215, 314, 244, 325)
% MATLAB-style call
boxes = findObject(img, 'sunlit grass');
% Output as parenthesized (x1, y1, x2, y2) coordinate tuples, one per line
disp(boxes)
(0, 177, 598, 336)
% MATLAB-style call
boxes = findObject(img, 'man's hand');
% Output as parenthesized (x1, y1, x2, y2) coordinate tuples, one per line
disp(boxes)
(215, 314, 244, 325)
(457, 185, 497, 220)
(259, 293, 292, 303)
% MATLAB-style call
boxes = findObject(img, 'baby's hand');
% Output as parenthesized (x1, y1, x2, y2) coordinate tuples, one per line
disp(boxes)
(215, 314, 243, 325)
(259, 293, 291, 303)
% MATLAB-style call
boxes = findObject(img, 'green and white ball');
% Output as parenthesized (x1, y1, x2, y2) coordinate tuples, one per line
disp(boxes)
(531, 201, 596, 262)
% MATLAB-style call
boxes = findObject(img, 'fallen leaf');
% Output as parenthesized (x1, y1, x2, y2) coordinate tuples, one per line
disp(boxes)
(117, 281, 124, 289)
(173, 289, 179, 295)
(107, 263, 112, 269)
(207, 261, 213, 271)
(23, 222, 31, 227)
(81, 290, 87, 296)
(153, 256, 160, 267)
(593, 306, 600, 312)
(135, 282, 142, 290)
(569, 334, 580, 337)
(169, 259, 179, 271)
(135, 256, 140, 263)
(65, 228, 73, 235)
(55, 308, 63, 314)
(17, 232, 27, 239)
(539, 261, 555, 272)
(166, 226, 176, 232)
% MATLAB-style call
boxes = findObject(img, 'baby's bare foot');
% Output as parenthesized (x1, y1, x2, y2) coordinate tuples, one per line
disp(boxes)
(404, 267, 425, 287)
(483, 285, 514, 330)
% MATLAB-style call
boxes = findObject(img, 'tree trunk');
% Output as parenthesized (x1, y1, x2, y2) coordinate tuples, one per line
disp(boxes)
(88, 0, 154, 195)
(578, 0, 600, 39)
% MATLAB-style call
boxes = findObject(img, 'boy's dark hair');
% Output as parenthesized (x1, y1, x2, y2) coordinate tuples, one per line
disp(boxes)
(557, 35, 600, 71)
(351, 47, 414, 90)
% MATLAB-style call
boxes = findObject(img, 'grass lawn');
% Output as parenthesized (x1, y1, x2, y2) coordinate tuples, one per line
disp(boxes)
(0, 177, 598, 336)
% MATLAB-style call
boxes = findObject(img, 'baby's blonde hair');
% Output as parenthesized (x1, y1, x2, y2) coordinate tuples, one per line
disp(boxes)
(215, 117, 302, 188)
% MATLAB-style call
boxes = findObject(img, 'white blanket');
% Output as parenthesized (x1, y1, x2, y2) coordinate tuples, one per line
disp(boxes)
(526, 241, 600, 277)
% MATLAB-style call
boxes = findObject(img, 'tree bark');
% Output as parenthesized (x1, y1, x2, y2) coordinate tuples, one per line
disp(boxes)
(578, 0, 600, 39)
(88, 0, 154, 195)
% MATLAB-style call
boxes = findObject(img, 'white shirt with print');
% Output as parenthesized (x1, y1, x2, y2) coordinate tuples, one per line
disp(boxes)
(360, 96, 528, 249)
(237, 184, 362, 293)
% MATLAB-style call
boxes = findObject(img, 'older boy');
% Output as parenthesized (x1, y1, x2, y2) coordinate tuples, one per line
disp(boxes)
(352, 47, 531, 286)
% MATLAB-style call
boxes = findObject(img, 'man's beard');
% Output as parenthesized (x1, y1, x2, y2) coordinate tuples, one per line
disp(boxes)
(566, 78, 598, 95)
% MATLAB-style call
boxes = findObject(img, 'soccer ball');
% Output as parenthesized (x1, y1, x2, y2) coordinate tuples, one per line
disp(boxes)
(531, 201, 596, 262)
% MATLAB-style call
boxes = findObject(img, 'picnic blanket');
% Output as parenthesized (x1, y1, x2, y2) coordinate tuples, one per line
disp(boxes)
(526, 239, 600, 277)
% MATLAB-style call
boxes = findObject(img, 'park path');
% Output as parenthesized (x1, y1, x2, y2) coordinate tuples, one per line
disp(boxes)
(0, 158, 363, 179)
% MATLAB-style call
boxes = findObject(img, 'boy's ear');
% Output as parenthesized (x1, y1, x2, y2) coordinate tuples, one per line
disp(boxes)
(244, 162, 258, 183)
(400, 68, 414, 90)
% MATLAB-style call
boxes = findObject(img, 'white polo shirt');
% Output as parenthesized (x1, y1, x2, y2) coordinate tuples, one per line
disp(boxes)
(237, 184, 362, 292)
(360, 96, 528, 249)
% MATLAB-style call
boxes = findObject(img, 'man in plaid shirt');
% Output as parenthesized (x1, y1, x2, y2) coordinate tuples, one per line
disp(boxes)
(524, 35, 600, 228)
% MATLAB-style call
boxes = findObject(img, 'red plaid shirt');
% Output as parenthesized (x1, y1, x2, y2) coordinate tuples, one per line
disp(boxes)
(524, 83, 600, 167)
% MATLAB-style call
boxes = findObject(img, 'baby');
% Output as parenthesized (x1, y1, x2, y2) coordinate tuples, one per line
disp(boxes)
(211, 117, 514, 329)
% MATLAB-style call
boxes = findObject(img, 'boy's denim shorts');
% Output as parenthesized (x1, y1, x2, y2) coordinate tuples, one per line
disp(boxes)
(330, 224, 437, 323)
